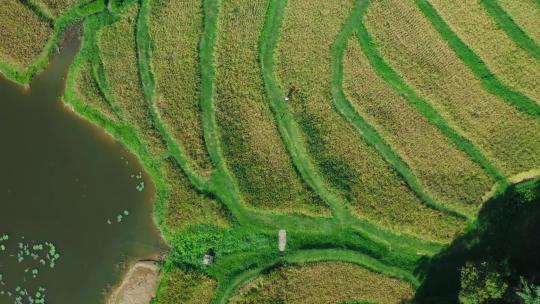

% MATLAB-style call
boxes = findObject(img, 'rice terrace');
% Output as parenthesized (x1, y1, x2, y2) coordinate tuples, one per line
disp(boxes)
(0, 0, 539, 303)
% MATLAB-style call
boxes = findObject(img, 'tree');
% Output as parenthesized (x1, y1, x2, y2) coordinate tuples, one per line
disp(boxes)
(517, 278, 540, 304)
(458, 261, 508, 304)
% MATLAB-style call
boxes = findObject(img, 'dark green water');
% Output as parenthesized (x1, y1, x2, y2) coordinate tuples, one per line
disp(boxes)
(0, 30, 164, 303)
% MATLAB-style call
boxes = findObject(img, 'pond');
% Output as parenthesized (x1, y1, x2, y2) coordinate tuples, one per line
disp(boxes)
(0, 28, 164, 303)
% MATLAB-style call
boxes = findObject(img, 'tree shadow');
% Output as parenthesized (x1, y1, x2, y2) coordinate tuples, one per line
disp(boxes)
(414, 177, 540, 303)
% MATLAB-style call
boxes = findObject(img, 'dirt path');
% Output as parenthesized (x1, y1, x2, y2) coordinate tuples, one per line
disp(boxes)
(107, 261, 161, 304)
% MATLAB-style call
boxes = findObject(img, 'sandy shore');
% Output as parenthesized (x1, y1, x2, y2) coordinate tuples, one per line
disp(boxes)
(107, 261, 161, 304)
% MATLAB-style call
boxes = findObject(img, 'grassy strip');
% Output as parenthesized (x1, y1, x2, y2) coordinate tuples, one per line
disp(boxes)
(330, 0, 469, 220)
(136, 0, 209, 192)
(356, 0, 506, 192)
(481, 0, 540, 59)
(415, 0, 540, 118)
(0, 0, 105, 85)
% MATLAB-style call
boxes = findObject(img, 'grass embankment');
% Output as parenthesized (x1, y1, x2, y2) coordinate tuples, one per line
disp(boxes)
(342, 36, 493, 216)
(497, 0, 540, 44)
(426, 0, 540, 105)
(98, 3, 167, 157)
(148, 0, 213, 175)
(273, 0, 461, 241)
(0, 0, 52, 74)
(364, 0, 540, 181)
(214, 0, 328, 216)
(230, 261, 414, 304)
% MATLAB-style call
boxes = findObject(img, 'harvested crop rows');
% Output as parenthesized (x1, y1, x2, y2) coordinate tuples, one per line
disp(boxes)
(214, 0, 328, 215)
(275, 0, 462, 241)
(148, 0, 213, 175)
(154, 266, 218, 304)
(230, 261, 414, 304)
(72, 61, 119, 122)
(364, 0, 540, 179)
(427, 0, 540, 104)
(3, 0, 540, 303)
(98, 3, 167, 157)
(343, 35, 493, 215)
(161, 158, 230, 232)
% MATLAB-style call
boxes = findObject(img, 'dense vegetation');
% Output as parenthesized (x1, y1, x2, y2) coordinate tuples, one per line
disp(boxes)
(0, 0, 539, 303)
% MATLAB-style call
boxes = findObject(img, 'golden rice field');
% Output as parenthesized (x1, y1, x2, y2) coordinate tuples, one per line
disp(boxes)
(155, 268, 217, 304)
(98, 3, 167, 157)
(73, 61, 119, 122)
(214, 0, 328, 216)
(428, 0, 540, 105)
(161, 158, 230, 232)
(497, 0, 540, 44)
(0, 0, 51, 70)
(3, 0, 540, 303)
(343, 36, 493, 215)
(148, 0, 213, 175)
(230, 262, 414, 304)
(276, 0, 463, 242)
(364, 0, 540, 177)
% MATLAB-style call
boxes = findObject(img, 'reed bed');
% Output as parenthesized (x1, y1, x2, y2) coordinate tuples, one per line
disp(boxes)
(0, 0, 51, 70)
(365, 0, 540, 177)
(230, 262, 414, 304)
(148, 0, 212, 174)
(343, 36, 493, 214)
(275, 0, 464, 242)
(428, 0, 540, 104)
(214, 0, 328, 215)
(99, 4, 167, 157)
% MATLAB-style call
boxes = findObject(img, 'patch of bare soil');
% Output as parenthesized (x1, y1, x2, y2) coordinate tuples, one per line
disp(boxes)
(107, 261, 161, 304)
